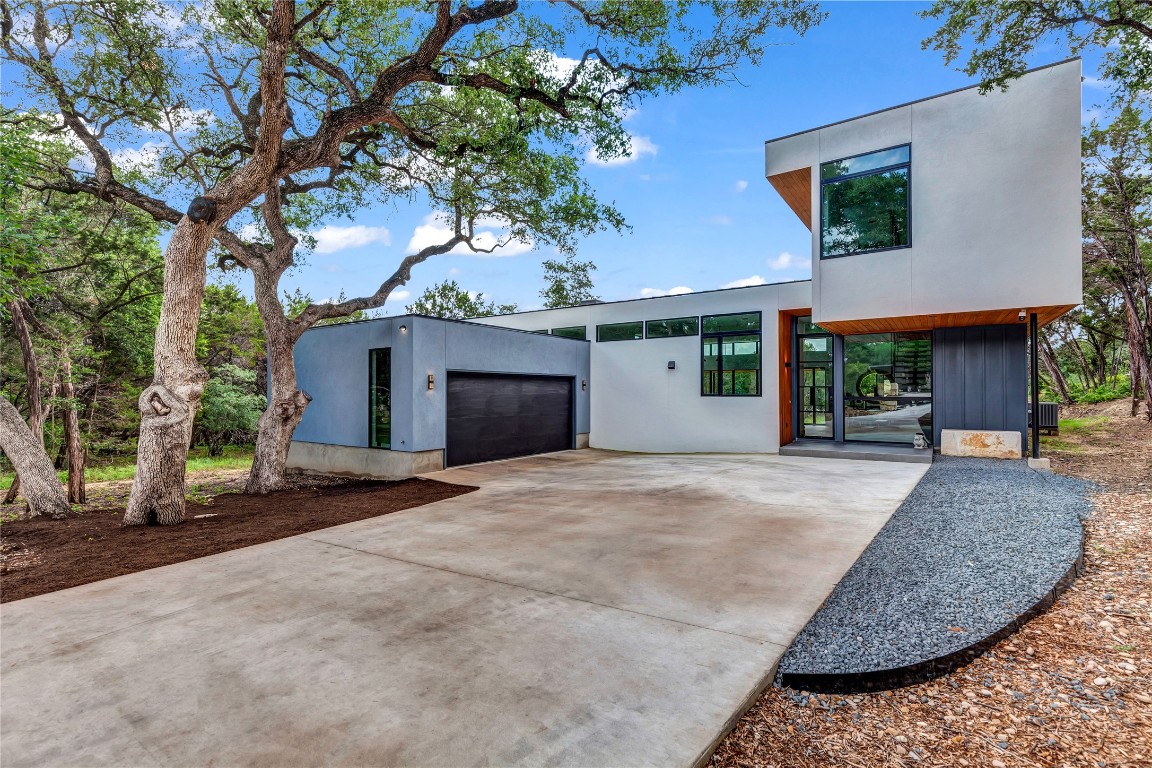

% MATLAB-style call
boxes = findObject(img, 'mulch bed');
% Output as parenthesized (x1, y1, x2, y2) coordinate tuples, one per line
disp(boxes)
(0, 477, 476, 603)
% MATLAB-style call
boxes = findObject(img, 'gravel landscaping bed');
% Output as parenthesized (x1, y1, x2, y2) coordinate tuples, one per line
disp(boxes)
(778, 456, 1092, 686)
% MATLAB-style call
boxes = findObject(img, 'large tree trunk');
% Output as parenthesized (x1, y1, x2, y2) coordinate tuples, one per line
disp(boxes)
(246, 265, 310, 495)
(4, 299, 48, 505)
(123, 219, 213, 526)
(61, 349, 86, 504)
(1039, 333, 1073, 404)
(0, 396, 71, 519)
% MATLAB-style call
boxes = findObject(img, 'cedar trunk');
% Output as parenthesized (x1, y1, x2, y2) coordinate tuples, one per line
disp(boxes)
(0, 395, 71, 519)
(122, 219, 214, 525)
(245, 266, 310, 495)
(61, 350, 86, 504)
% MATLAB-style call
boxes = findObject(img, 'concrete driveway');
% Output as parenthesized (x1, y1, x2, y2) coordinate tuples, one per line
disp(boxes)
(1, 451, 928, 767)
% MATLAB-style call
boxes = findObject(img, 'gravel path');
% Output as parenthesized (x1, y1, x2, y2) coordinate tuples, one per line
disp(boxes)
(779, 456, 1091, 678)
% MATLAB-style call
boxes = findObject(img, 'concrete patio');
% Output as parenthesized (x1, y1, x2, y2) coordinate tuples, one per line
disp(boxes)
(1, 450, 928, 767)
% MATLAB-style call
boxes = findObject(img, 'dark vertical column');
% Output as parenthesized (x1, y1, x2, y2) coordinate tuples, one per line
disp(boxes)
(832, 334, 845, 442)
(1030, 313, 1040, 459)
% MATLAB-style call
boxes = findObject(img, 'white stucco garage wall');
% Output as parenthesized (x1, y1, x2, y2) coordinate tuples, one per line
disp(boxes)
(473, 280, 812, 453)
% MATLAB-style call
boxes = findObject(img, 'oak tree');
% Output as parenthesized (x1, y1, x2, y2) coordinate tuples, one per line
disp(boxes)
(3, 0, 823, 521)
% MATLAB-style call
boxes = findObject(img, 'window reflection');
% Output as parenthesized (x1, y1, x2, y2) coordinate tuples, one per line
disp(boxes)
(843, 332, 931, 444)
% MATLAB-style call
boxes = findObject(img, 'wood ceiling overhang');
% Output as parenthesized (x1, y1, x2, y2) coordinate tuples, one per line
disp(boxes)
(766, 167, 811, 230)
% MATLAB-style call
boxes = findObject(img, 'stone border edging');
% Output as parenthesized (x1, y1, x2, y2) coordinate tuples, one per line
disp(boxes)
(778, 536, 1085, 695)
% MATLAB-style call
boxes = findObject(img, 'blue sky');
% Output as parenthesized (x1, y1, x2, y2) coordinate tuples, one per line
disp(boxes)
(6, 1, 1107, 314)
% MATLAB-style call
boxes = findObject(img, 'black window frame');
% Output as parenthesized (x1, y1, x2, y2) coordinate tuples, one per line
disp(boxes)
(596, 320, 645, 342)
(700, 311, 763, 397)
(551, 325, 587, 340)
(368, 347, 391, 449)
(819, 143, 911, 260)
(645, 315, 700, 339)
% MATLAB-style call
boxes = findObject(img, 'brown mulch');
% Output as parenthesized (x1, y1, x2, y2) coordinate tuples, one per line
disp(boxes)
(0, 476, 475, 603)
(711, 401, 1152, 768)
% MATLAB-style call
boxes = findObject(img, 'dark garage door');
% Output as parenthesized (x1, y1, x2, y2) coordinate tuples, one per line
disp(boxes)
(446, 373, 573, 467)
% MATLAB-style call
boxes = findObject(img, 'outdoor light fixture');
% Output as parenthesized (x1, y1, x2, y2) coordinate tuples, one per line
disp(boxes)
(581, 378, 587, 391)
(667, 361, 676, 370)
(427, 374, 435, 391)
(399, 324, 408, 332)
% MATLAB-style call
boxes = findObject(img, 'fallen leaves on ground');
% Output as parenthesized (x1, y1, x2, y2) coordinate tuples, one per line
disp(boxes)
(711, 403, 1152, 768)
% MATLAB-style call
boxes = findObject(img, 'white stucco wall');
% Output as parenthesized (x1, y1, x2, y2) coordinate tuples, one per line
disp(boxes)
(764, 59, 1083, 324)
(473, 281, 812, 453)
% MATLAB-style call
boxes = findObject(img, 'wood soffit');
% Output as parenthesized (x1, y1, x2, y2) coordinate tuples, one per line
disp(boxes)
(814, 305, 1077, 336)
(767, 168, 811, 230)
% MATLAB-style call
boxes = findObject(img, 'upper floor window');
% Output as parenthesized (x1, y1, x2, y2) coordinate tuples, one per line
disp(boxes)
(820, 145, 910, 258)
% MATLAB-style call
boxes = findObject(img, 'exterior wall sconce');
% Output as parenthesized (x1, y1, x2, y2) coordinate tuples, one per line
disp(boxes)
(581, 378, 587, 391)
(667, 361, 676, 370)
(427, 374, 435, 391)
(399, 324, 408, 333)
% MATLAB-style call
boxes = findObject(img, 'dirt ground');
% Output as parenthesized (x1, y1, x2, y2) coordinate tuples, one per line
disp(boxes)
(711, 400, 1151, 768)
(0, 473, 475, 603)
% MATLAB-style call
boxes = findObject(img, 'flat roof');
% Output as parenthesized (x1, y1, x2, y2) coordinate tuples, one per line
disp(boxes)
(764, 57, 1080, 146)
(473, 277, 813, 319)
(299, 311, 591, 339)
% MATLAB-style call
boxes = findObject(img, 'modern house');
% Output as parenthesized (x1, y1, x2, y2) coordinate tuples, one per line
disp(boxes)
(288, 59, 1082, 477)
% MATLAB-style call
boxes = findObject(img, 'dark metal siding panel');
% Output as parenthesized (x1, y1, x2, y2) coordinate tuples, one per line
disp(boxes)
(446, 373, 573, 467)
(933, 325, 1027, 446)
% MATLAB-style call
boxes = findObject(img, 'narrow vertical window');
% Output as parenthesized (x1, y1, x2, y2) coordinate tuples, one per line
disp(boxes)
(369, 348, 391, 448)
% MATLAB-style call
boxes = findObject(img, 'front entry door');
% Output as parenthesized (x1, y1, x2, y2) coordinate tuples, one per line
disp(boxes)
(796, 317, 834, 439)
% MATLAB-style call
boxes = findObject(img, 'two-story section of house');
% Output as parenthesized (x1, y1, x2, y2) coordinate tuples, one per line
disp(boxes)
(763, 57, 1082, 454)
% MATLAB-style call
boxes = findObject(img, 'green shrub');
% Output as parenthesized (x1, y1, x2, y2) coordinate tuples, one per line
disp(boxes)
(1068, 376, 1131, 404)
(196, 365, 265, 456)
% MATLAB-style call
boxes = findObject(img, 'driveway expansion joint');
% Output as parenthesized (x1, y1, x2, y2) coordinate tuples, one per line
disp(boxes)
(302, 534, 789, 647)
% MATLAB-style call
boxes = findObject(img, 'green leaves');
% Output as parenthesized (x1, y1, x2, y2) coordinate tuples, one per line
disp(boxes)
(921, 0, 1152, 99)
(405, 279, 517, 319)
(541, 254, 598, 309)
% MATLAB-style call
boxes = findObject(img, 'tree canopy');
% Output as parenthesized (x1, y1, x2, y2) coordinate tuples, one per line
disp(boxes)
(406, 280, 517, 319)
(922, 0, 1152, 99)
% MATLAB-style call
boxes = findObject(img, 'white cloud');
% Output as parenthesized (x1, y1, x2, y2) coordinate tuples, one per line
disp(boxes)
(310, 225, 392, 254)
(721, 275, 766, 289)
(447, 267, 462, 276)
(639, 286, 694, 298)
(110, 140, 167, 173)
(767, 251, 811, 271)
(166, 107, 215, 135)
(406, 213, 533, 258)
(709, 214, 733, 226)
(586, 134, 658, 167)
(386, 289, 411, 303)
(734, 180, 748, 193)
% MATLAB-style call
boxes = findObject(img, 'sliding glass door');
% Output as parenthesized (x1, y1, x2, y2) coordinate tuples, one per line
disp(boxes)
(843, 332, 931, 444)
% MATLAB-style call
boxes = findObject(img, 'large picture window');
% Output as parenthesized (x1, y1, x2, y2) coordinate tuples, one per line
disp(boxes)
(821, 145, 910, 258)
(701, 312, 761, 396)
(369, 348, 391, 449)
